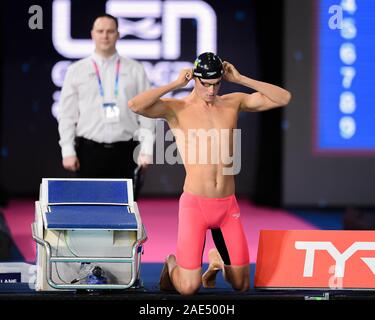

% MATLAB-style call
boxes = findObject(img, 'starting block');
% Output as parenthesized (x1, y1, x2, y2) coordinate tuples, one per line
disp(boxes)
(32, 178, 147, 291)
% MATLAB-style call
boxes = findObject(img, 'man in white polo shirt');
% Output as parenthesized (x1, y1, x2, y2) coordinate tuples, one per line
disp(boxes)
(57, 14, 155, 198)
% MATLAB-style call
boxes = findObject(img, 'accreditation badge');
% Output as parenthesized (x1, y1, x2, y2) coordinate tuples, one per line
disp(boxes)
(102, 102, 120, 123)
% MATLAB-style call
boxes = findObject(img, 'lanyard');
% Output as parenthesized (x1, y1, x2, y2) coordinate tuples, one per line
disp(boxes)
(92, 58, 121, 98)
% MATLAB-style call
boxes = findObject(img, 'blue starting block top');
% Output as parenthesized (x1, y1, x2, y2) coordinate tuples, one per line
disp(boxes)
(42, 179, 137, 230)
(45, 205, 138, 230)
(47, 180, 131, 204)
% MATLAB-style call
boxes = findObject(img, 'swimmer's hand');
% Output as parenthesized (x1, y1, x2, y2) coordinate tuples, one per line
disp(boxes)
(223, 61, 242, 83)
(175, 68, 193, 88)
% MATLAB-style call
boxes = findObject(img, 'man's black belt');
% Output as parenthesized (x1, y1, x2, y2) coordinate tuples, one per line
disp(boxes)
(76, 137, 137, 149)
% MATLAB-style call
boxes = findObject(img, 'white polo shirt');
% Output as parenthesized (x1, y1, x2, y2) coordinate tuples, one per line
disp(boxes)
(57, 51, 155, 158)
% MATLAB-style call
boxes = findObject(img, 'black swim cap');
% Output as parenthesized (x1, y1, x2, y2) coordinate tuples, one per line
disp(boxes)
(193, 52, 224, 79)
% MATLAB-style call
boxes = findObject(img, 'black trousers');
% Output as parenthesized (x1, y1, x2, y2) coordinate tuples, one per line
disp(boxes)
(75, 137, 142, 200)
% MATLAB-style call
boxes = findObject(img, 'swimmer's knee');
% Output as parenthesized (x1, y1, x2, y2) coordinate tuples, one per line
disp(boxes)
(231, 280, 250, 292)
(225, 266, 250, 292)
(178, 278, 201, 296)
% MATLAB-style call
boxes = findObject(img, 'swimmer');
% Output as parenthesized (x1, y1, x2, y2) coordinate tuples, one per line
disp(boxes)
(128, 52, 291, 295)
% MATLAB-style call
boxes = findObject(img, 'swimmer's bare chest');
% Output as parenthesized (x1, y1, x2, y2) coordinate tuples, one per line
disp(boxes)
(168, 99, 239, 197)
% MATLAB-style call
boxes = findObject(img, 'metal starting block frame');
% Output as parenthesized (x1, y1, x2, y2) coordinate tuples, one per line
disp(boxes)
(32, 178, 147, 291)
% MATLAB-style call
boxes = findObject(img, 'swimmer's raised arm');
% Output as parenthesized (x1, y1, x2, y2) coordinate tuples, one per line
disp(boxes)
(223, 61, 292, 112)
(128, 69, 193, 119)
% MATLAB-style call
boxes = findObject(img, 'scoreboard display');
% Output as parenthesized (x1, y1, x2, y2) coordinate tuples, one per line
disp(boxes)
(317, 0, 375, 152)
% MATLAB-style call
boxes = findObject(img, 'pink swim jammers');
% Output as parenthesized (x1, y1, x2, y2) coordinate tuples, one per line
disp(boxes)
(176, 191, 249, 270)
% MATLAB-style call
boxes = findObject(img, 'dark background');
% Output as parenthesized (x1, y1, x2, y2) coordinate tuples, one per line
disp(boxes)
(0, 0, 267, 201)
(3, 0, 370, 210)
